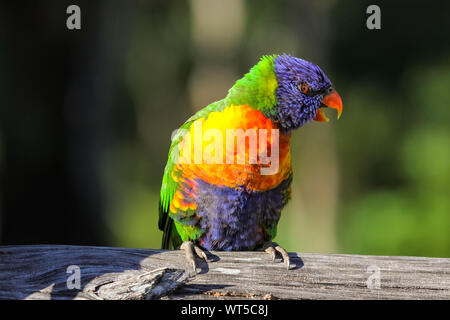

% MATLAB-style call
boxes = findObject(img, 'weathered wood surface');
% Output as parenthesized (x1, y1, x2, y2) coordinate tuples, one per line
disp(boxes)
(0, 245, 449, 300)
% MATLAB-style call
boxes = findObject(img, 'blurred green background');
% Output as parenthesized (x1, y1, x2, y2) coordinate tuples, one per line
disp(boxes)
(0, 0, 449, 258)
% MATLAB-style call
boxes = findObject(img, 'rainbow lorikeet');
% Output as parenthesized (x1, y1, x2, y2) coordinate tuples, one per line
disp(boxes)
(158, 54, 342, 271)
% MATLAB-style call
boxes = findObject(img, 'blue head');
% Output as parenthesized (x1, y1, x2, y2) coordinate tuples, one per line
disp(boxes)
(272, 54, 342, 131)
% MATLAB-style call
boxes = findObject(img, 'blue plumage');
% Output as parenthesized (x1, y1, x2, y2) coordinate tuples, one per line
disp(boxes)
(175, 178, 292, 250)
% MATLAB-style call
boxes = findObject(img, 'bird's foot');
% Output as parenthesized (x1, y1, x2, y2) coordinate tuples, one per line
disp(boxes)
(262, 241, 291, 270)
(180, 241, 207, 273)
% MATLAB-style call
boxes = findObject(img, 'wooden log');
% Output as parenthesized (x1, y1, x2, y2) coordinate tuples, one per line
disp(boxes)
(0, 245, 449, 300)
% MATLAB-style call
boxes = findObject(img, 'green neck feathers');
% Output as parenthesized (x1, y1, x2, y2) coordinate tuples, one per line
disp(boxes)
(225, 55, 279, 117)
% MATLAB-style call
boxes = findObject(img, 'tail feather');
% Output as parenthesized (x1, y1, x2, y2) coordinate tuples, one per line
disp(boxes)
(161, 217, 173, 249)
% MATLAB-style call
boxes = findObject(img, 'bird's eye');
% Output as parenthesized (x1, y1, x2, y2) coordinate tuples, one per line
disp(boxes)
(299, 83, 309, 94)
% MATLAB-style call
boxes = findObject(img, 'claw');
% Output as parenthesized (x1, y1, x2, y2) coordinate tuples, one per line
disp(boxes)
(180, 241, 207, 273)
(194, 245, 208, 261)
(264, 245, 277, 261)
(263, 242, 291, 270)
(274, 244, 291, 270)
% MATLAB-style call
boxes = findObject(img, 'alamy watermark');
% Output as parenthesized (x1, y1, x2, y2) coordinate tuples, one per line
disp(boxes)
(366, 5, 381, 30)
(66, 265, 81, 290)
(66, 5, 81, 30)
(366, 264, 381, 289)
(170, 123, 280, 175)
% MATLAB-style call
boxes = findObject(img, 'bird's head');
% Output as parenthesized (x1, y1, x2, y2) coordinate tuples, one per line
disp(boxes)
(272, 54, 343, 131)
(226, 54, 342, 131)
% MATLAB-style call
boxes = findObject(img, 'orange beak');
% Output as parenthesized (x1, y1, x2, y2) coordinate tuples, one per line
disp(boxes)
(314, 89, 343, 122)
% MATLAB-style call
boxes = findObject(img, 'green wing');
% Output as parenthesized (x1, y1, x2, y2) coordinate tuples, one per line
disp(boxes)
(158, 100, 227, 249)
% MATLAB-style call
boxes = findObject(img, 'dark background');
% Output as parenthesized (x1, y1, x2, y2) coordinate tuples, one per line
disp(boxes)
(0, 0, 449, 257)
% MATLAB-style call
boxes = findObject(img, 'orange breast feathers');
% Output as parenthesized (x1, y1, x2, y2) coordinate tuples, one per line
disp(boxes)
(172, 105, 292, 192)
